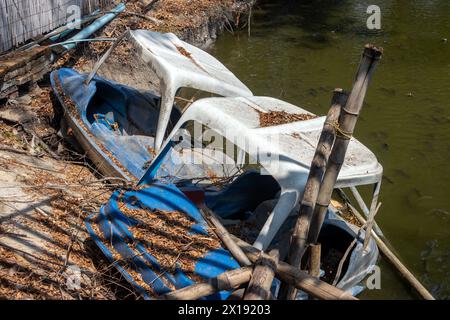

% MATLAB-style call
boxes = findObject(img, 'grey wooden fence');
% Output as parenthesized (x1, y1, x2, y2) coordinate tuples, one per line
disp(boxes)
(0, 0, 114, 53)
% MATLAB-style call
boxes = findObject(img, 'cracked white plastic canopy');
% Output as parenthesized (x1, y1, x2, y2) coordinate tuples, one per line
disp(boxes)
(128, 29, 253, 150)
(161, 96, 383, 250)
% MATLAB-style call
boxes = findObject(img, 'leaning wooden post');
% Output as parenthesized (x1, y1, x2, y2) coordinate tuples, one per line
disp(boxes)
(244, 249, 279, 300)
(200, 205, 252, 267)
(307, 45, 383, 248)
(85, 29, 129, 85)
(363, 182, 382, 251)
(230, 235, 357, 300)
(342, 199, 435, 300)
(158, 267, 253, 300)
(309, 243, 321, 278)
(278, 89, 348, 299)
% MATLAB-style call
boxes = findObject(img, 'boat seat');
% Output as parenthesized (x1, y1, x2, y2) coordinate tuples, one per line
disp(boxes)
(205, 170, 281, 219)
(86, 81, 128, 125)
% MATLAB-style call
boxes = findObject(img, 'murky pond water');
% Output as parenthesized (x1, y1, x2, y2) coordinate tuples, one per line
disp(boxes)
(210, 0, 450, 299)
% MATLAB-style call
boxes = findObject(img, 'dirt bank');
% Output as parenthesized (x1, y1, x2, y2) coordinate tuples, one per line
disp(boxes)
(0, 0, 255, 299)
(58, 0, 254, 89)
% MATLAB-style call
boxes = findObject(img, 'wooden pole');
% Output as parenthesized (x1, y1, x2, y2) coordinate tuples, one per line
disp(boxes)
(349, 185, 384, 237)
(243, 249, 279, 300)
(307, 45, 383, 248)
(309, 243, 321, 278)
(230, 235, 357, 300)
(278, 89, 348, 299)
(341, 199, 435, 300)
(85, 29, 129, 85)
(363, 184, 382, 251)
(200, 205, 252, 267)
(308, 48, 382, 245)
(158, 267, 252, 300)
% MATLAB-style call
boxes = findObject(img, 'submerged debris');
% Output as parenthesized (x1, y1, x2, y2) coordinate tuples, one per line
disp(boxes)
(259, 110, 317, 127)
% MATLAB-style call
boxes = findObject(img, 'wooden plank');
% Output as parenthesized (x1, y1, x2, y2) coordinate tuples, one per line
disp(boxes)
(0, 46, 50, 74)
(4, 55, 49, 81)
(15, 60, 50, 85)
(1, 58, 50, 92)
(0, 85, 18, 99)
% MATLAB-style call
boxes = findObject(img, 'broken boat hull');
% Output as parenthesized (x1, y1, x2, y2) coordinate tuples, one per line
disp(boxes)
(50, 68, 182, 181)
(86, 177, 378, 299)
(85, 182, 241, 300)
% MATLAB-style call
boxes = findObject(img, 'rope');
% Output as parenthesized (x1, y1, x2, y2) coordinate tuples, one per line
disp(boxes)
(325, 120, 353, 140)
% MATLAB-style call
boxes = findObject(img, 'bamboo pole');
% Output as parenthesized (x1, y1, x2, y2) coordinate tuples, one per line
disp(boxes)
(341, 199, 435, 300)
(200, 205, 252, 267)
(282, 46, 382, 299)
(158, 267, 253, 300)
(85, 29, 129, 85)
(309, 243, 321, 278)
(230, 235, 357, 300)
(363, 184, 382, 251)
(307, 45, 383, 247)
(243, 249, 279, 300)
(349, 186, 384, 237)
(278, 89, 348, 299)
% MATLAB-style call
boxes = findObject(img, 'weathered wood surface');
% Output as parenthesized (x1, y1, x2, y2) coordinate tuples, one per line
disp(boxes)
(279, 88, 348, 299)
(158, 267, 253, 300)
(230, 235, 357, 300)
(0, 46, 51, 98)
(309, 243, 321, 278)
(0, 0, 114, 53)
(244, 249, 279, 300)
(200, 205, 252, 267)
(307, 45, 383, 245)
(0, 46, 50, 76)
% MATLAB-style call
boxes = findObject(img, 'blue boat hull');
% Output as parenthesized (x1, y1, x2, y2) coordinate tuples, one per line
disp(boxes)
(50, 68, 181, 180)
(85, 182, 240, 300)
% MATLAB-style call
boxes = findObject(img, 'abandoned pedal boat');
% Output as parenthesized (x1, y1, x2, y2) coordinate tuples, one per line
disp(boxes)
(50, 30, 252, 181)
(86, 96, 382, 299)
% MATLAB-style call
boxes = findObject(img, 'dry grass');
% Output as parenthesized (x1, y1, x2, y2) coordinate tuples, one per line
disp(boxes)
(259, 110, 318, 127)
(0, 153, 128, 299)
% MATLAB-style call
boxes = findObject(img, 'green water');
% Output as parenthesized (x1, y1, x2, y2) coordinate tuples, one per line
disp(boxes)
(210, 0, 450, 299)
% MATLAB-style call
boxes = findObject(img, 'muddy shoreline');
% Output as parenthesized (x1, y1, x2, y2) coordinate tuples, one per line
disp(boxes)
(178, 1, 255, 48)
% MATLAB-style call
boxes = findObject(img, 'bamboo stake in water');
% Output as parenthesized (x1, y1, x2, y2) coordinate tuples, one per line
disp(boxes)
(283, 45, 383, 300)
(278, 89, 348, 299)
(309, 243, 321, 278)
(307, 45, 383, 246)
(341, 196, 435, 300)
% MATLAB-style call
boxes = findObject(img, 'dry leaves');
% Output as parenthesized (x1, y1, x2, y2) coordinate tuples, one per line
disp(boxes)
(258, 110, 318, 127)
